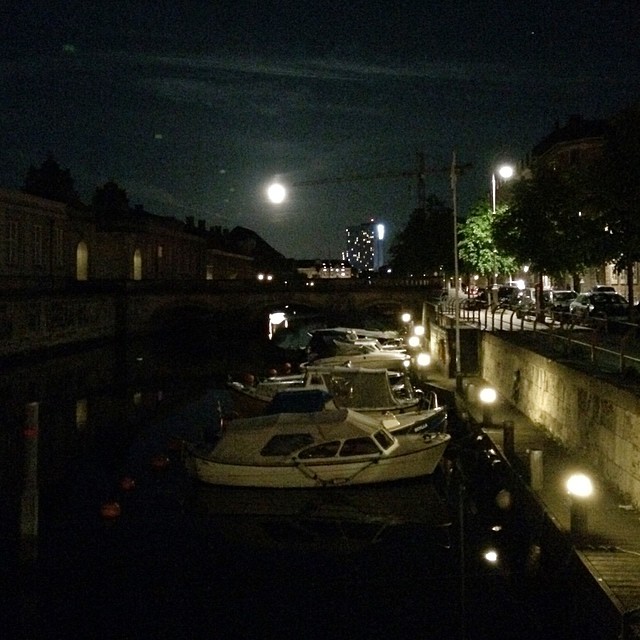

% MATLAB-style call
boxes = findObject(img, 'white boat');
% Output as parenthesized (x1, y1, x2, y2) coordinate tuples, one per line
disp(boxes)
(183, 408, 450, 488)
(302, 349, 412, 371)
(305, 327, 408, 362)
(228, 365, 448, 434)
(229, 365, 416, 408)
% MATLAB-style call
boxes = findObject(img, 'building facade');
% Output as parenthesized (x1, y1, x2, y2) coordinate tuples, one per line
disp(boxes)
(526, 112, 638, 296)
(0, 188, 256, 290)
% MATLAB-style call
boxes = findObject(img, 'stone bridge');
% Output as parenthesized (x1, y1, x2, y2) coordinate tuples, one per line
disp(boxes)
(0, 278, 441, 358)
(129, 278, 440, 335)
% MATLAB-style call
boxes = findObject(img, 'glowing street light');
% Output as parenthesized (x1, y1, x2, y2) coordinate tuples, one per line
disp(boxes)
(566, 472, 594, 536)
(478, 386, 497, 428)
(491, 164, 514, 216)
(490, 163, 514, 305)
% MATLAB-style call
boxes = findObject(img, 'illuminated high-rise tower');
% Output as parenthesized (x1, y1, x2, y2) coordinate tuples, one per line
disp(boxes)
(344, 219, 385, 273)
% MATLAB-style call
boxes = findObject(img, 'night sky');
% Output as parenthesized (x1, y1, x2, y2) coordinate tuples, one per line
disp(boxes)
(2, 1, 638, 258)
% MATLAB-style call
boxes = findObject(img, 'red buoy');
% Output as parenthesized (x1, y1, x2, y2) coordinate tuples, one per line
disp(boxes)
(150, 454, 170, 471)
(282, 362, 292, 373)
(267, 368, 278, 377)
(100, 501, 122, 520)
(118, 476, 136, 492)
(242, 373, 255, 386)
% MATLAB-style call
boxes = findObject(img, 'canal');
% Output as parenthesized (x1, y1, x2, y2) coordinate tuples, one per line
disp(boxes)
(1, 327, 597, 639)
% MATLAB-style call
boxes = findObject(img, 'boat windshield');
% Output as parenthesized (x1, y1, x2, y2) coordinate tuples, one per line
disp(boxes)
(373, 430, 395, 451)
(338, 437, 380, 456)
(260, 433, 314, 456)
(319, 370, 401, 408)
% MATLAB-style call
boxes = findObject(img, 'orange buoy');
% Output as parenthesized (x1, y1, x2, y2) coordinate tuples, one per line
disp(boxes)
(118, 476, 136, 492)
(150, 454, 170, 471)
(100, 501, 122, 519)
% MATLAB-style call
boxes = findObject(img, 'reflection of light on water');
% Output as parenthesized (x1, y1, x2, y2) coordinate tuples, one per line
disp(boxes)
(269, 311, 288, 340)
(76, 398, 88, 431)
(20, 401, 39, 561)
(187, 481, 453, 555)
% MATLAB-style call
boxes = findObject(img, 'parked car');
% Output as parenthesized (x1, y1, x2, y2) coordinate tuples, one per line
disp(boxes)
(569, 291, 629, 323)
(495, 285, 521, 309)
(513, 288, 576, 319)
(547, 289, 578, 314)
(514, 288, 538, 318)
(462, 288, 489, 309)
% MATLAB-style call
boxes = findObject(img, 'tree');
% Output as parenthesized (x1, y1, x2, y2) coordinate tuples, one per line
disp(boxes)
(388, 194, 454, 277)
(588, 103, 640, 306)
(22, 153, 81, 206)
(494, 163, 602, 297)
(458, 199, 518, 283)
(92, 180, 131, 215)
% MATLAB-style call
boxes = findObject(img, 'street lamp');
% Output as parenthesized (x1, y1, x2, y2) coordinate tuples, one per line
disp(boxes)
(490, 164, 514, 306)
(491, 165, 514, 217)
(566, 472, 594, 536)
(478, 386, 497, 428)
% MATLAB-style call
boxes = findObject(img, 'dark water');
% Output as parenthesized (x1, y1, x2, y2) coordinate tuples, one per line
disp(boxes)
(0, 333, 600, 639)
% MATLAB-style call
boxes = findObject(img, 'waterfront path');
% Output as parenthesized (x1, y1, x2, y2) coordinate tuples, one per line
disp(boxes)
(427, 369, 640, 639)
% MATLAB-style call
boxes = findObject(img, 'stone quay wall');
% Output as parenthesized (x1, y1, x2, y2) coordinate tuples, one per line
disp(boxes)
(481, 332, 640, 507)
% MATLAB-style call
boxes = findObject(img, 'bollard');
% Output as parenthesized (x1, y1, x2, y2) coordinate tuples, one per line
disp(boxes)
(529, 449, 544, 491)
(502, 420, 514, 458)
(566, 473, 593, 537)
(570, 498, 589, 536)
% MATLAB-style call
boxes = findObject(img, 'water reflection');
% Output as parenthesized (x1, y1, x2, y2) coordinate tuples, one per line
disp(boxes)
(0, 335, 588, 639)
(187, 480, 453, 556)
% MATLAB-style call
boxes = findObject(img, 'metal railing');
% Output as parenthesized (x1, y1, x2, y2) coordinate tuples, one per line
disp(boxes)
(437, 298, 640, 377)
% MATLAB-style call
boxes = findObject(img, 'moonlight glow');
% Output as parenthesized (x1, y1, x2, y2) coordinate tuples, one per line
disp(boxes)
(267, 183, 286, 204)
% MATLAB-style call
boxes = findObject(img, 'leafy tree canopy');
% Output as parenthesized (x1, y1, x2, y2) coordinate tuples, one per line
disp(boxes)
(92, 180, 130, 215)
(458, 199, 518, 280)
(589, 103, 640, 267)
(22, 153, 81, 206)
(494, 163, 603, 280)
(389, 194, 454, 276)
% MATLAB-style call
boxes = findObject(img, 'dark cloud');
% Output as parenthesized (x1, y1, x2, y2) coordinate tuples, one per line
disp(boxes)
(1, 1, 638, 257)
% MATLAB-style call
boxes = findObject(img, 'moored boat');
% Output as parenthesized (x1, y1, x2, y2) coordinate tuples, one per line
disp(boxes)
(228, 365, 448, 435)
(183, 408, 450, 488)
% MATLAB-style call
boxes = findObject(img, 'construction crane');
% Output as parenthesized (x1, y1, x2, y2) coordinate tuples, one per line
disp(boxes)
(289, 152, 472, 212)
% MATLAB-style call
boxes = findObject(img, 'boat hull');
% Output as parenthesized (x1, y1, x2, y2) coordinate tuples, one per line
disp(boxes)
(185, 433, 450, 488)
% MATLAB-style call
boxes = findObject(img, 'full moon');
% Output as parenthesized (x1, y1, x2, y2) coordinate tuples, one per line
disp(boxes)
(267, 183, 286, 204)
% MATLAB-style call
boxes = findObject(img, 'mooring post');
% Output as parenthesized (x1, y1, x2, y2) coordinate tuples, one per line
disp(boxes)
(502, 420, 514, 458)
(529, 449, 544, 491)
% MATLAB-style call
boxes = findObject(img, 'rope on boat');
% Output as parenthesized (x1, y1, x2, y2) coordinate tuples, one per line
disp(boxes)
(294, 458, 380, 486)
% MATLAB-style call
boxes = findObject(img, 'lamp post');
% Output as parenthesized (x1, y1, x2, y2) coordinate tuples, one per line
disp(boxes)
(490, 164, 514, 307)
(451, 151, 462, 391)
(566, 473, 594, 536)
(478, 386, 497, 428)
